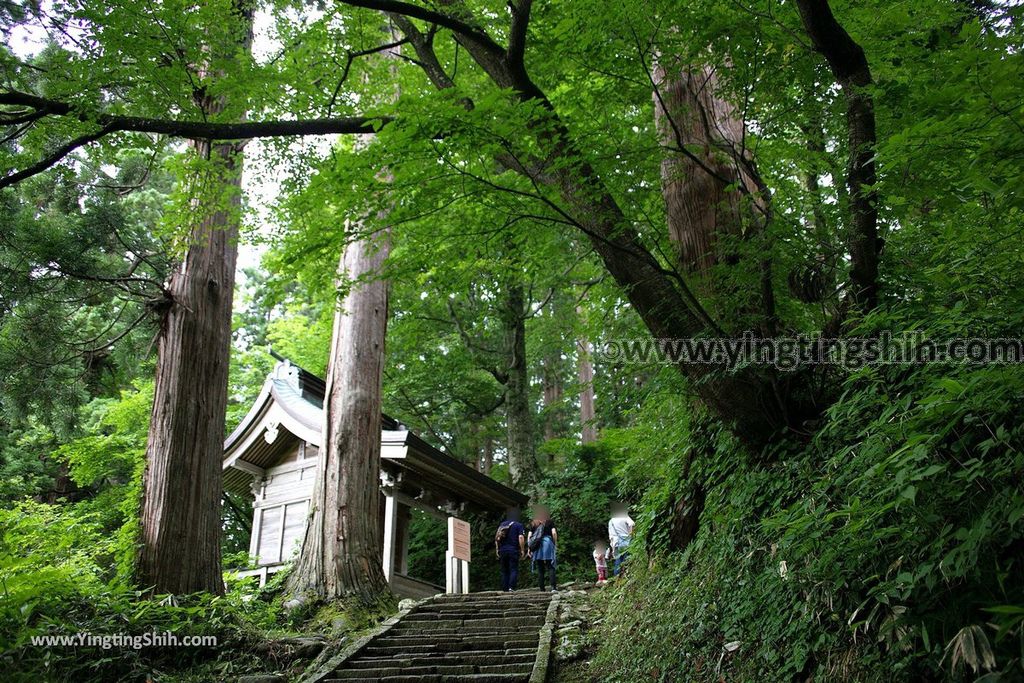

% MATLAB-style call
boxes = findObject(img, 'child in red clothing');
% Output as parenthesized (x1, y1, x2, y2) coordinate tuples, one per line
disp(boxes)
(593, 539, 610, 583)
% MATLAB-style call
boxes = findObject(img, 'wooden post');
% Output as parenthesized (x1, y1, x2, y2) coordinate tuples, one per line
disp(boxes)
(382, 491, 398, 584)
(397, 503, 411, 576)
(445, 517, 471, 594)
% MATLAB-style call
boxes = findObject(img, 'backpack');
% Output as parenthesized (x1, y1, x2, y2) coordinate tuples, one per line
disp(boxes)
(495, 521, 513, 545)
(527, 527, 543, 552)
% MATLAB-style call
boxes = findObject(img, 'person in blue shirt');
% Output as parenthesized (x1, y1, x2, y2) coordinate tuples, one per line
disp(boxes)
(495, 507, 526, 591)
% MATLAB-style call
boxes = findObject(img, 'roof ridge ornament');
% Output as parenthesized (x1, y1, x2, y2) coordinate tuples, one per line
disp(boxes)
(272, 358, 301, 391)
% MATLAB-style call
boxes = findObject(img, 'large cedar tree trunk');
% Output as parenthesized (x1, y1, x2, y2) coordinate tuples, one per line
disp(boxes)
(287, 228, 392, 603)
(137, 138, 242, 595)
(541, 356, 563, 444)
(136, 7, 251, 593)
(481, 437, 494, 475)
(653, 63, 764, 274)
(503, 281, 540, 490)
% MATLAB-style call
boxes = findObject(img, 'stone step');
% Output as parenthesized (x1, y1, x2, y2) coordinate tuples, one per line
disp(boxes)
(424, 603, 549, 612)
(331, 663, 533, 679)
(321, 592, 553, 683)
(407, 614, 546, 624)
(390, 623, 542, 636)
(323, 675, 529, 683)
(426, 593, 551, 600)
(321, 675, 532, 679)
(368, 638, 538, 654)
(386, 631, 540, 642)
(429, 595, 552, 604)
(426, 595, 552, 603)
(421, 604, 549, 613)
(409, 610, 552, 622)
(375, 631, 539, 643)
(352, 646, 537, 661)
(362, 637, 537, 657)
(347, 652, 536, 668)
(378, 626, 540, 637)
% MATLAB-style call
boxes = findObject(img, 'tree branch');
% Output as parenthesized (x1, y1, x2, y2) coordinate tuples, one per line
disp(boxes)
(794, 0, 879, 311)
(326, 36, 412, 115)
(1, 124, 116, 189)
(0, 89, 389, 187)
(388, 13, 458, 90)
(506, 0, 533, 69)
(338, 0, 505, 59)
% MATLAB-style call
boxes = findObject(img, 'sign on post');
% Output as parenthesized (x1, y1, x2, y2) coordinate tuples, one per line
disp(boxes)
(445, 517, 471, 593)
(450, 517, 471, 562)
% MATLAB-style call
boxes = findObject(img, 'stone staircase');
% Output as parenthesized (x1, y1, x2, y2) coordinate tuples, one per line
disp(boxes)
(316, 590, 557, 683)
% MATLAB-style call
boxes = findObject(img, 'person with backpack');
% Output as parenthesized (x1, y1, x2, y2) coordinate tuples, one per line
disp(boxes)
(527, 506, 558, 592)
(495, 507, 526, 591)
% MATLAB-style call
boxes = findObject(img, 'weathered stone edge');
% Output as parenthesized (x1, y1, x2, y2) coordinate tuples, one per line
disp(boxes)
(528, 593, 561, 683)
(296, 596, 434, 683)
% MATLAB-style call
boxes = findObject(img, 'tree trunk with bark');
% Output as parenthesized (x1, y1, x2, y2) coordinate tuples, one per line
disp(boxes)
(577, 338, 597, 444)
(287, 28, 403, 605)
(137, 138, 242, 595)
(481, 436, 494, 476)
(393, 7, 818, 446)
(287, 228, 392, 604)
(136, 6, 252, 594)
(652, 62, 764, 275)
(541, 354, 563, 445)
(502, 280, 540, 490)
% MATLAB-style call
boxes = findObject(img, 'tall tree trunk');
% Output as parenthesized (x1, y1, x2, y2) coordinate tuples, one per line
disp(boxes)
(541, 354, 563, 444)
(481, 436, 494, 476)
(137, 139, 242, 595)
(503, 281, 540, 490)
(652, 59, 777, 334)
(287, 28, 402, 604)
(653, 62, 764, 275)
(287, 228, 392, 603)
(577, 338, 597, 444)
(136, 6, 252, 595)
(787, 117, 835, 306)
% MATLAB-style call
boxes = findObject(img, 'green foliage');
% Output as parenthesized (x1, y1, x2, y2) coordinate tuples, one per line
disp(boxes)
(55, 382, 152, 489)
(1, 540, 280, 682)
(2, 0, 1024, 681)
(536, 442, 620, 583)
(594, 351, 1024, 681)
(0, 150, 170, 429)
(405, 509, 448, 589)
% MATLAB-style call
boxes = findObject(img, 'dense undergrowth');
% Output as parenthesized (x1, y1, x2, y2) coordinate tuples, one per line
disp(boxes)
(0, 386, 392, 683)
(590, 350, 1024, 681)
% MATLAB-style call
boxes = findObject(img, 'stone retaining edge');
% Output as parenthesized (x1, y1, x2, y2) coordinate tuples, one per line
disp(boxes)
(297, 596, 433, 683)
(528, 593, 561, 683)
